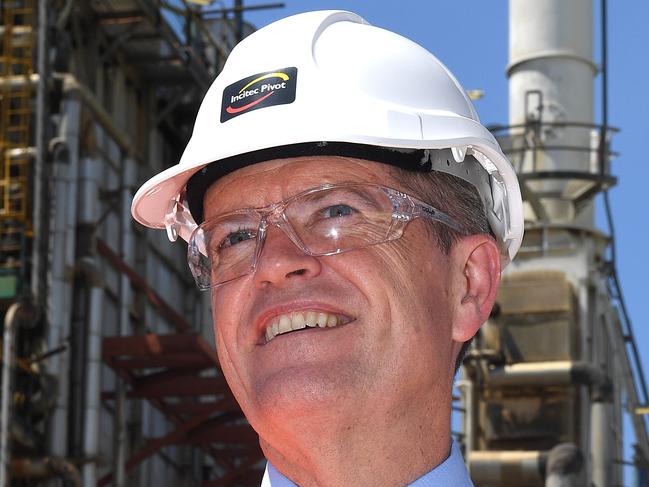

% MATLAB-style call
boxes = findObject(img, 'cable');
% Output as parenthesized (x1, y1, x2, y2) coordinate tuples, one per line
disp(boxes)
(600, 0, 649, 409)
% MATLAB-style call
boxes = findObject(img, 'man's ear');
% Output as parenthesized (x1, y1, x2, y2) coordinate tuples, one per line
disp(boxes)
(450, 235, 501, 343)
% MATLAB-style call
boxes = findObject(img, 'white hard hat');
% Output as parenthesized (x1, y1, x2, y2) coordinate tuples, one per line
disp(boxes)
(131, 10, 523, 266)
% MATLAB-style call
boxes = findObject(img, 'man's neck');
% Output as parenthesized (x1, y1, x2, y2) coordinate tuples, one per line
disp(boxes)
(258, 402, 451, 487)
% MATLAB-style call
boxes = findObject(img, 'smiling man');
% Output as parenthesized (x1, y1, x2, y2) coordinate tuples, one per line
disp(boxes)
(132, 10, 523, 487)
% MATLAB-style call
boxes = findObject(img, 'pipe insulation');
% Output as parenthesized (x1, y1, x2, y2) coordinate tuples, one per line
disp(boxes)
(114, 157, 137, 486)
(0, 304, 21, 487)
(545, 443, 586, 487)
(469, 450, 546, 486)
(456, 379, 474, 458)
(79, 260, 104, 487)
(0, 73, 135, 156)
(12, 457, 81, 486)
(47, 87, 81, 459)
(591, 400, 613, 487)
(32, 0, 51, 310)
(486, 360, 607, 387)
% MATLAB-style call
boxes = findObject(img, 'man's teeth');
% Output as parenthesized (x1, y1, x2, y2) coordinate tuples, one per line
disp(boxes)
(265, 310, 343, 342)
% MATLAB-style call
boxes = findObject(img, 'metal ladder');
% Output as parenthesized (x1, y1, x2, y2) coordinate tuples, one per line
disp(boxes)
(0, 0, 34, 287)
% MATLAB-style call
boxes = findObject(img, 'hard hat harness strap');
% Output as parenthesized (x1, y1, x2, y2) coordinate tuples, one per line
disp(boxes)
(184, 141, 502, 229)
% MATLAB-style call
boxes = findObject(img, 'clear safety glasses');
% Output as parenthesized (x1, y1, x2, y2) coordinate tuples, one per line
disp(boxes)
(187, 183, 465, 290)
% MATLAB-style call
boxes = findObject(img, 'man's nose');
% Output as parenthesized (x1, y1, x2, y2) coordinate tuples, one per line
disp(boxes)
(252, 224, 322, 287)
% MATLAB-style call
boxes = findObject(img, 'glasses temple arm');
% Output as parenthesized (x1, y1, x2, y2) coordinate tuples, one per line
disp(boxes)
(410, 199, 467, 234)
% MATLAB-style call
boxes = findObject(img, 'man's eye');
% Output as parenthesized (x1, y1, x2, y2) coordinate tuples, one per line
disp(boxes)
(221, 229, 255, 248)
(322, 204, 354, 218)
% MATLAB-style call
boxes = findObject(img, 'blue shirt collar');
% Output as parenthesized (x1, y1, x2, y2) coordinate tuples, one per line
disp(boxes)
(260, 440, 474, 486)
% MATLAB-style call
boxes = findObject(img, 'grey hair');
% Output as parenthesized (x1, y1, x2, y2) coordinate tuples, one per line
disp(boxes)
(389, 167, 492, 373)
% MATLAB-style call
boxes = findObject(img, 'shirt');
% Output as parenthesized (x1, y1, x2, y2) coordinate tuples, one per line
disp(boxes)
(260, 440, 474, 486)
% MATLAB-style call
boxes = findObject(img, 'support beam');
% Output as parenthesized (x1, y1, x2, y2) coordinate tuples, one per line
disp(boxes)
(186, 423, 259, 446)
(131, 371, 226, 398)
(132, 377, 227, 398)
(202, 454, 265, 487)
(97, 405, 221, 487)
(113, 354, 212, 370)
(96, 239, 191, 333)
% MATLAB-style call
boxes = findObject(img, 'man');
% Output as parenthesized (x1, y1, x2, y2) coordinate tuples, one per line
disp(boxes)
(132, 10, 523, 487)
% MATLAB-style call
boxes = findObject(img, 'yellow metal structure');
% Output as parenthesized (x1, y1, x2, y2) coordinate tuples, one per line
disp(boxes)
(0, 1, 34, 275)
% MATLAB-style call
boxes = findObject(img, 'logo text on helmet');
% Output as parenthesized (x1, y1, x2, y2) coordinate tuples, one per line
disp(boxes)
(221, 67, 297, 122)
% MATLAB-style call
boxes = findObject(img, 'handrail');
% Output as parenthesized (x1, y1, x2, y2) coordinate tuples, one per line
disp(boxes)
(488, 120, 620, 133)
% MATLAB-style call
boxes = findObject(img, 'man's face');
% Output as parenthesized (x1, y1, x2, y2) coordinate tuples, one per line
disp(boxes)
(205, 156, 463, 438)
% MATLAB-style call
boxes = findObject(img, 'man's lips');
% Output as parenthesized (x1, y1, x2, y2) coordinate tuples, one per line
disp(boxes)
(254, 303, 355, 345)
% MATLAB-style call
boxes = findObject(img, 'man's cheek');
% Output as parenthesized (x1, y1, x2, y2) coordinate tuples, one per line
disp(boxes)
(368, 242, 423, 291)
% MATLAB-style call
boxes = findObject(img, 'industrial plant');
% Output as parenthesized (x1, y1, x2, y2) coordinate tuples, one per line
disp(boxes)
(0, 0, 647, 486)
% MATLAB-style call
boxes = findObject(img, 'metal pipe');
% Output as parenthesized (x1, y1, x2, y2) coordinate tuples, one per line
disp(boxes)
(77, 156, 103, 486)
(55, 0, 75, 31)
(598, 0, 608, 177)
(468, 450, 546, 486)
(58, 98, 83, 460)
(11, 458, 48, 478)
(203, 2, 284, 15)
(12, 457, 81, 486)
(59, 74, 135, 158)
(591, 399, 613, 487)
(0, 73, 40, 88)
(235, 0, 244, 42)
(456, 379, 474, 459)
(487, 360, 606, 387)
(78, 259, 104, 487)
(78, 158, 101, 226)
(32, 0, 51, 314)
(114, 157, 137, 487)
(0, 303, 22, 487)
(0, 72, 136, 157)
(46, 178, 69, 458)
(47, 86, 81, 460)
(545, 443, 585, 487)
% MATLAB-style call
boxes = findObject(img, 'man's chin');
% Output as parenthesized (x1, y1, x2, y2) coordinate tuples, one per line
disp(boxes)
(245, 364, 362, 425)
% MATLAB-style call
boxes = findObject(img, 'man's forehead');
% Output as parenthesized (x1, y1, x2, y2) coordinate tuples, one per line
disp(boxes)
(203, 156, 401, 214)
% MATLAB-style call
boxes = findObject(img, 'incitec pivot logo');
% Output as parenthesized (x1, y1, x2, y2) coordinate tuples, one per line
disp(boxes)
(221, 67, 297, 122)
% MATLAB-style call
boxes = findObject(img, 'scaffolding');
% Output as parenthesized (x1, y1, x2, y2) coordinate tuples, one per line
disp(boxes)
(0, 0, 34, 296)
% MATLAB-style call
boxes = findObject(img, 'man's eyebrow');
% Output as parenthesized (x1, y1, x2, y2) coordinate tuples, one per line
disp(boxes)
(300, 185, 385, 207)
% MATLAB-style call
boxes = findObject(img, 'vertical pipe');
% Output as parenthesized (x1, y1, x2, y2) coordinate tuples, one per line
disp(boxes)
(456, 379, 474, 460)
(114, 157, 136, 487)
(78, 158, 100, 227)
(78, 156, 102, 487)
(591, 396, 613, 487)
(81, 268, 104, 487)
(47, 154, 69, 457)
(545, 443, 585, 487)
(63, 101, 81, 294)
(0, 304, 21, 487)
(598, 0, 608, 177)
(32, 0, 50, 306)
(62, 88, 81, 459)
(47, 90, 81, 460)
(235, 0, 244, 41)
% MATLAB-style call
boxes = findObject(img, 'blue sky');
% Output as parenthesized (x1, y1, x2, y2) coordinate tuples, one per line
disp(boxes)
(238, 0, 649, 469)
